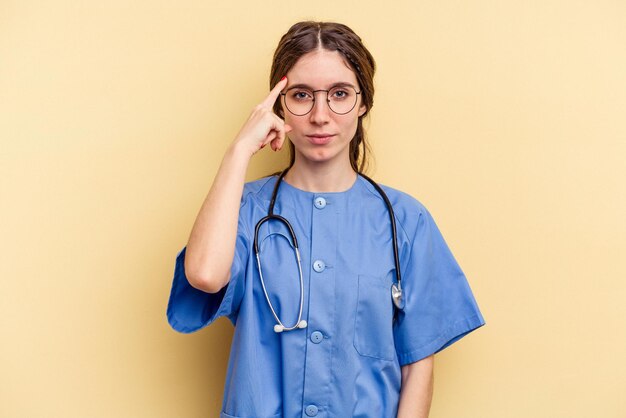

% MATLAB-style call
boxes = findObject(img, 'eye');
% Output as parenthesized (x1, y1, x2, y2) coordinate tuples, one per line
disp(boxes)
(290, 90, 313, 101)
(330, 88, 351, 100)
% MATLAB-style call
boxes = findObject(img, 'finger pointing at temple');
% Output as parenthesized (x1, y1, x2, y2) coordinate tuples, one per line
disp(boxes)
(261, 76, 288, 109)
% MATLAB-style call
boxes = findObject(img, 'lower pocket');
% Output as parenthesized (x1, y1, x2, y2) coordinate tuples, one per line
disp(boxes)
(353, 274, 396, 361)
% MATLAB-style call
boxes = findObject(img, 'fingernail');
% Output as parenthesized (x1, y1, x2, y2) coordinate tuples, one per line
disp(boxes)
(280, 76, 287, 81)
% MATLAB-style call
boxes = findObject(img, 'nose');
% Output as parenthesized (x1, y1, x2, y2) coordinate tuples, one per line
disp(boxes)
(309, 93, 331, 125)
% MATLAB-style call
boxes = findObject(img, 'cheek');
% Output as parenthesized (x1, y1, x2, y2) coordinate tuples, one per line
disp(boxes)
(284, 115, 297, 130)
(284, 114, 306, 131)
(339, 115, 359, 135)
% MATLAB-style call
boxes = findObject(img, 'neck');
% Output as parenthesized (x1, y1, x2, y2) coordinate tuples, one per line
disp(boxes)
(283, 159, 357, 193)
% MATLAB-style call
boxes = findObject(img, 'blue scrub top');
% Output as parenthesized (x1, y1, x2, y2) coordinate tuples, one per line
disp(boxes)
(167, 174, 485, 418)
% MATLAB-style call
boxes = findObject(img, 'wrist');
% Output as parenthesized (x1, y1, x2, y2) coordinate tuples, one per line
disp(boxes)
(227, 140, 255, 162)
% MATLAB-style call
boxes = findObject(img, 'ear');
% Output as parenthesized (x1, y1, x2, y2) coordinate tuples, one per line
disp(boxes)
(358, 103, 367, 117)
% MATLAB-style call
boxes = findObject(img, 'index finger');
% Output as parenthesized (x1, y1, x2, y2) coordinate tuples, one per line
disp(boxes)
(260, 76, 288, 108)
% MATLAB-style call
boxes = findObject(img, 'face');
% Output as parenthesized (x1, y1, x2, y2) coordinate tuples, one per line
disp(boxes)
(281, 48, 367, 167)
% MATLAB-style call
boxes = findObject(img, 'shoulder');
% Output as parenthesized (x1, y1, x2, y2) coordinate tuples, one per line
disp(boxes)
(242, 175, 276, 200)
(239, 175, 282, 213)
(230, 175, 278, 236)
(358, 174, 429, 217)
(357, 175, 432, 238)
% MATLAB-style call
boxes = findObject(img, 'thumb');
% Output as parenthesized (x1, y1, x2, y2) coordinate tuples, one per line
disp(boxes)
(273, 125, 291, 151)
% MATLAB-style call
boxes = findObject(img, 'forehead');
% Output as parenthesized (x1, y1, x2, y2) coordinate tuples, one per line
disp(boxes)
(287, 49, 358, 88)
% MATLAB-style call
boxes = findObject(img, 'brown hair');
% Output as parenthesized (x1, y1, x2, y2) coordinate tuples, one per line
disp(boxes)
(270, 21, 376, 174)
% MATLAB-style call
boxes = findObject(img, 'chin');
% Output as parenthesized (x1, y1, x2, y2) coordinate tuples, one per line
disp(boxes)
(300, 148, 345, 164)
(302, 151, 330, 163)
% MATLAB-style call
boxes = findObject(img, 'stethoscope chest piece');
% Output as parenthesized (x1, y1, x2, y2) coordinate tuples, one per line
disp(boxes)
(391, 282, 405, 310)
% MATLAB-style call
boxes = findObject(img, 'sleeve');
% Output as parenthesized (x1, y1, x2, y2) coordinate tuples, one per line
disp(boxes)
(393, 205, 486, 366)
(166, 206, 250, 333)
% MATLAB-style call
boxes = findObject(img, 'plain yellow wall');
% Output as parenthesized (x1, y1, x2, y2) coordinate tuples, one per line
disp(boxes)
(1, 1, 625, 417)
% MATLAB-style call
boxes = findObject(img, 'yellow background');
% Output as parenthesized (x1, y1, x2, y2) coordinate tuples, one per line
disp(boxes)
(1, 1, 625, 417)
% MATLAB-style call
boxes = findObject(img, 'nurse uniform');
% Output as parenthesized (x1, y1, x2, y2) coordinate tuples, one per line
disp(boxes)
(167, 174, 486, 418)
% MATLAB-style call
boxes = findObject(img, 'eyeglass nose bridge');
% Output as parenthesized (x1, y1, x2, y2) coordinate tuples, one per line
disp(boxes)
(309, 90, 333, 114)
(310, 89, 332, 102)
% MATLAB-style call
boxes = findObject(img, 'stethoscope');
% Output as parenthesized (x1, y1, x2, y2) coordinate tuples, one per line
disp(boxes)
(254, 168, 404, 333)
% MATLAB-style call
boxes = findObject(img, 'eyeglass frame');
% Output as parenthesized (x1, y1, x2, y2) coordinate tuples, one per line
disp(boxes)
(280, 86, 362, 116)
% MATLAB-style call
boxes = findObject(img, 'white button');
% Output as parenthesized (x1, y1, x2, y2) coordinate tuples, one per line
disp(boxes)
(305, 405, 319, 416)
(310, 331, 323, 344)
(313, 260, 326, 272)
(314, 196, 327, 209)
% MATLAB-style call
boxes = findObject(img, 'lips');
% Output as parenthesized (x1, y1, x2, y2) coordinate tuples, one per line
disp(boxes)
(306, 134, 336, 145)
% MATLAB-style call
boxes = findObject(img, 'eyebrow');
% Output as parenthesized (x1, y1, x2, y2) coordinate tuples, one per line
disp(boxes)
(285, 82, 356, 91)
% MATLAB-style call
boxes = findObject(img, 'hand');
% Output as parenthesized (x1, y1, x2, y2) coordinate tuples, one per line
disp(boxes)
(232, 77, 292, 156)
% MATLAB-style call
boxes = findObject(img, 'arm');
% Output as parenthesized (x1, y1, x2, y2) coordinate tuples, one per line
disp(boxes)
(184, 77, 291, 293)
(397, 354, 434, 418)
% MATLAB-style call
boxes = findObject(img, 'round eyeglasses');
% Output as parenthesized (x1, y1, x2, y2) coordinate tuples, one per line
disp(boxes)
(280, 85, 361, 116)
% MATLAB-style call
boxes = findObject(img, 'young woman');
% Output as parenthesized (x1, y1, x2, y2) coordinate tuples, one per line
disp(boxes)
(167, 21, 485, 418)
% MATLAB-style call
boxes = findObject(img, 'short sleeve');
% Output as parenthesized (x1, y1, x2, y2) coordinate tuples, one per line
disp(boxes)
(166, 212, 249, 333)
(393, 206, 485, 366)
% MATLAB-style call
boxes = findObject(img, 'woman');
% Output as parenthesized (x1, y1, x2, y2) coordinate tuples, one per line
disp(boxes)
(167, 21, 485, 418)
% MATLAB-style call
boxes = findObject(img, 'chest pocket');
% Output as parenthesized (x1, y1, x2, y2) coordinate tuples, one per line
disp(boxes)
(353, 274, 396, 361)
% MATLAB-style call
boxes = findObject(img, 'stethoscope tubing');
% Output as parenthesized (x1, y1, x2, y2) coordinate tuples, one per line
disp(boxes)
(358, 173, 403, 293)
(255, 247, 306, 332)
(253, 168, 403, 333)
